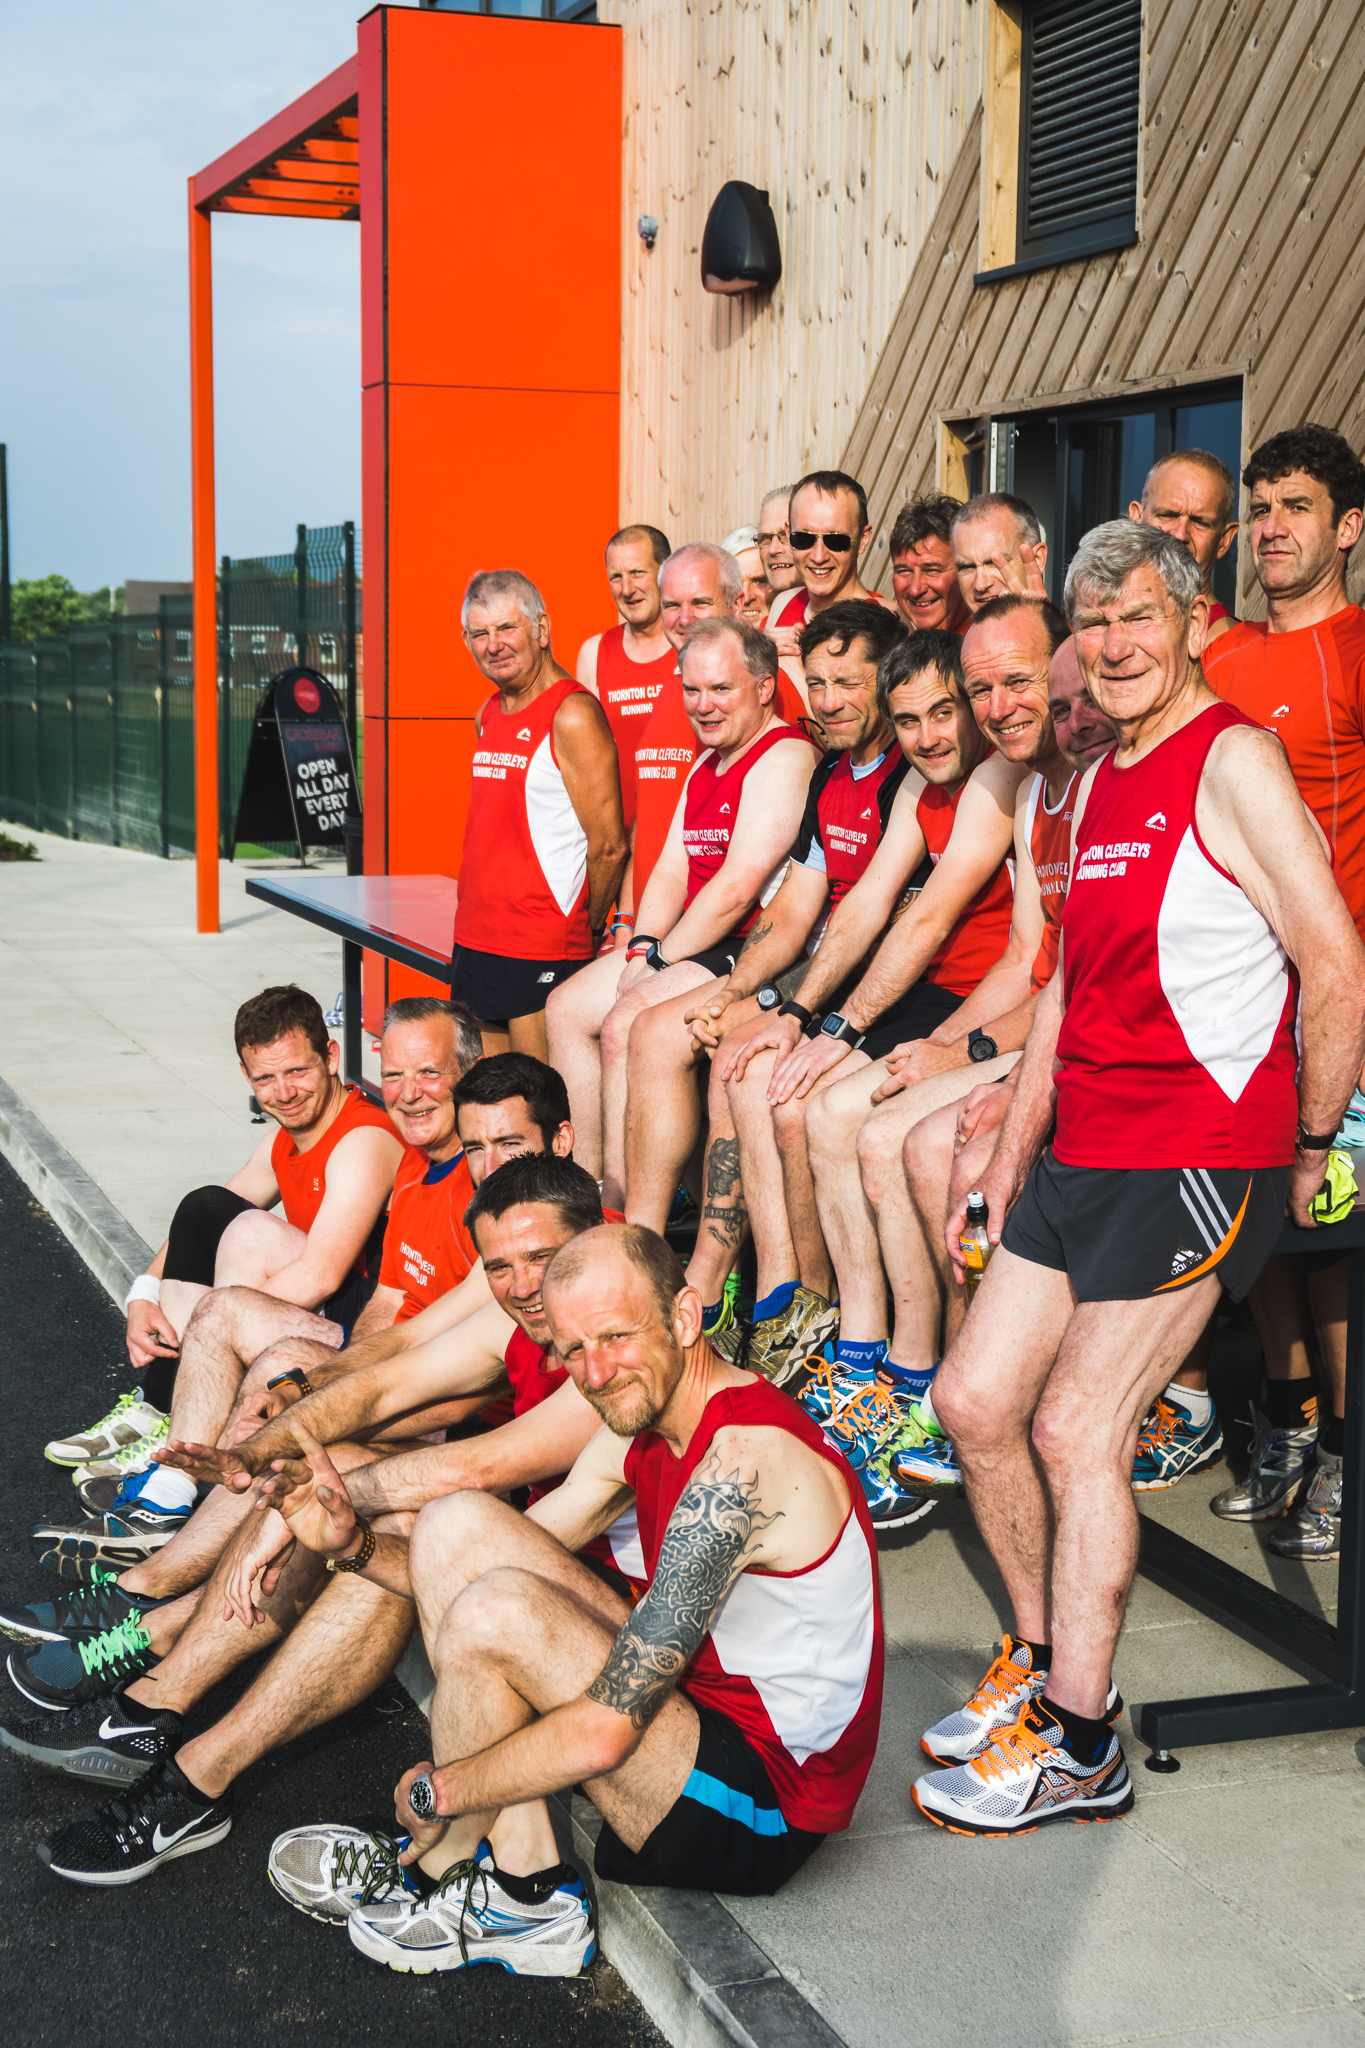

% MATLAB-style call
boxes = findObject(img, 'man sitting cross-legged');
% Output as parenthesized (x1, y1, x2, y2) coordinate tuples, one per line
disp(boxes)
(911, 519, 1365, 1834)
(622, 600, 909, 1357)
(548, 615, 818, 1209)
(260, 1222, 883, 1976)
(4, 1161, 636, 1886)
(44, 983, 404, 1504)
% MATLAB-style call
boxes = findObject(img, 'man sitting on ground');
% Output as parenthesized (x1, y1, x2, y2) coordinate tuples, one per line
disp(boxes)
(575, 524, 674, 833)
(547, 616, 818, 1207)
(258, 1223, 882, 1974)
(912, 519, 1365, 1834)
(889, 495, 970, 635)
(1128, 449, 1239, 641)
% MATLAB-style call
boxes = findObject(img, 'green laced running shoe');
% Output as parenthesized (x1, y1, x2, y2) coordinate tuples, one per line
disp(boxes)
(6, 1614, 155, 1711)
(72, 1413, 171, 1488)
(46, 1391, 167, 1469)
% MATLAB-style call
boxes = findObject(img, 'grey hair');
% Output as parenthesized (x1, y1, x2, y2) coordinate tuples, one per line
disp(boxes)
(758, 485, 794, 516)
(721, 525, 761, 556)
(1064, 519, 1204, 621)
(381, 995, 483, 1075)
(659, 541, 744, 605)
(951, 491, 1044, 550)
(461, 569, 548, 633)
(677, 614, 779, 685)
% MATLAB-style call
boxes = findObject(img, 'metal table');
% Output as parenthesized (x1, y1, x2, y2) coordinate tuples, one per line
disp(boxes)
(1136, 1210, 1363, 1760)
(244, 872, 456, 1082)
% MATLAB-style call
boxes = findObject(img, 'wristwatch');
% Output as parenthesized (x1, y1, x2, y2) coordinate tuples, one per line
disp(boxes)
(1296, 1124, 1339, 1151)
(638, 939, 672, 971)
(325, 1518, 375, 1574)
(265, 1366, 314, 1399)
(819, 1012, 866, 1050)
(407, 1771, 440, 1823)
(967, 1029, 999, 1064)
(778, 998, 813, 1029)
(755, 982, 783, 1011)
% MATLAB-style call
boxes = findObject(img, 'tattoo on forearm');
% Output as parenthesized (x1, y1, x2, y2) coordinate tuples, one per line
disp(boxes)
(738, 917, 774, 958)
(701, 1137, 747, 1251)
(586, 1448, 781, 1731)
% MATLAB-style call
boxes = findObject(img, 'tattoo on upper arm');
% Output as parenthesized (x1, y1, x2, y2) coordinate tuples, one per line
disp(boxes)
(701, 1136, 746, 1252)
(586, 1446, 781, 1732)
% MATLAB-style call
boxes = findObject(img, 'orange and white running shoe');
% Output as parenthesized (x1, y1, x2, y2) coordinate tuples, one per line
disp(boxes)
(921, 1636, 1122, 1764)
(912, 1701, 1134, 1836)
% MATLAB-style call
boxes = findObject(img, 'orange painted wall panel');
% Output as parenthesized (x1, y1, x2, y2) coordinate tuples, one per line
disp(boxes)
(386, 716, 477, 879)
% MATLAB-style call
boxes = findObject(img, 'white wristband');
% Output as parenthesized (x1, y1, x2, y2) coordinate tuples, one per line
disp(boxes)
(125, 1274, 162, 1311)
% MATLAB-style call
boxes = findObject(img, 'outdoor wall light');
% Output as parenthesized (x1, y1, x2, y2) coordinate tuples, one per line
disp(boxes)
(700, 182, 781, 295)
(638, 214, 659, 250)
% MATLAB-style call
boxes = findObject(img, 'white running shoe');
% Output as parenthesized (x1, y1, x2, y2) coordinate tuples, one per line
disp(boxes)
(268, 1824, 418, 1924)
(72, 1414, 171, 1488)
(347, 1841, 595, 1976)
(46, 1393, 167, 1469)
(913, 1702, 1134, 1835)
(922, 1638, 1123, 1764)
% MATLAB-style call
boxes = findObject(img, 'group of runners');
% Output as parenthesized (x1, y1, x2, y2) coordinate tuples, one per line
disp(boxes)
(0, 423, 1362, 1968)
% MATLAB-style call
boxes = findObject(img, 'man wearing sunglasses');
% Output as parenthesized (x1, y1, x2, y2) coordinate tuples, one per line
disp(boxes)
(766, 471, 887, 665)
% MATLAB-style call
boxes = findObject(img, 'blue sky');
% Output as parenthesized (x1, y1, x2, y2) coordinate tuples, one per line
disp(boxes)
(0, 2, 404, 591)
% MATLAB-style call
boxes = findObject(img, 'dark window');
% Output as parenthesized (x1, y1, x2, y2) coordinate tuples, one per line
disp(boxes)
(1018, 0, 1141, 265)
(421, 0, 598, 17)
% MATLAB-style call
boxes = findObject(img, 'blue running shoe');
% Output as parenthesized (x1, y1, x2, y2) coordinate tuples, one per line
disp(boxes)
(30, 1498, 192, 1583)
(7, 1614, 156, 1710)
(800, 1356, 875, 1428)
(1130, 1396, 1223, 1491)
(891, 1428, 963, 1496)
(823, 1374, 909, 1473)
(859, 1451, 938, 1533)
(0, 1564, 162, 1646)
(348, 1839, 595, 1976)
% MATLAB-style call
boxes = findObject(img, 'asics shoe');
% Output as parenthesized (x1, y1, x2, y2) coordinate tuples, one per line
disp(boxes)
(269, 1825, 420, 1924)
(1268, 1447, 1343, 1560)
(1, 1684, 180, 1785)
(45, 1392, 167, 1469)
(0, 1564, 161, 1646)
(746, 1288, 841, 1386)
(72, 1413, 171, 1490)
(921, 1637, 1122, 1764)
(822, 1373, 909, 1473)
(38, 1756, 231, 1884)
(1130, 1397, 1223, 1491)
(891, 1428, 963, 1497)
(348, 1841, 594, 1976)
(1209, 1403, 1316, 1522)
(30, 1498, 191, 1582)
(795, 1351, 857, 1427)
(912, 1700, 1134, 1836)
(7, 1615, 156, 1711)
(858, 1451, 937, 1534)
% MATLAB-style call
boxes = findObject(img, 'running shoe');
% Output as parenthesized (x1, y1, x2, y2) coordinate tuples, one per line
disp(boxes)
(1, 1685, 180, 1785)
(1209, 1403, 1317, 1522)
(822, 1373, 909, 1472)
(30, 1498, 191, 1582)
(37, 1756, 232, 1884)
(702, 1279, 745, 1363)
(912, 1701, 1134, 1836)
(746, 1288, 841, 1386)
(7, 1616, 155, 1711)
(1268, 1447, 1343, 1561)
(0, 1564, 160, 1646)
(858, 1451, 937, 1533)
(45, 1392, 167, 1469)
(72, 1413, 171, 1490)
(1130, 1397, 1223, 1490)
(269, 1825, 420, 1924)
(921, 1638, 1123, 1765)
(891, 1427, 963, 1497)
(795, 1351, 857, 1427)
(348, 1841, 594, 1976)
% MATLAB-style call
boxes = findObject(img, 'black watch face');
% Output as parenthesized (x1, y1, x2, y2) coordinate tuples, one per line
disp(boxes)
(968, 1035, 997, 1063)
(409, 1775, 435, 1822)
(757, 985, 780, 1009)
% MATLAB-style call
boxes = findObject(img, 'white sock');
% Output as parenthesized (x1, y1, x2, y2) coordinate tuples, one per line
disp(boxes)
(1167, 1384, 1213, 1428)
(133, 1464, 197, 1514)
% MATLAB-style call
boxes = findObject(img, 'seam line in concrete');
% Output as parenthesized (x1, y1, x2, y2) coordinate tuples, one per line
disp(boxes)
(0, 1072, 153, 1306)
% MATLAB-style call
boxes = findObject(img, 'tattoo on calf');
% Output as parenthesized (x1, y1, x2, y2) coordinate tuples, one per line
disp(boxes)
(701, 1136, 747, 1250)
(586, 1447, 782, 1732)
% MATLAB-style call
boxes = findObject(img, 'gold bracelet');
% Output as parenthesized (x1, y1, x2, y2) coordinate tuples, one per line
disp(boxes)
(325, 1519, 375, 1574)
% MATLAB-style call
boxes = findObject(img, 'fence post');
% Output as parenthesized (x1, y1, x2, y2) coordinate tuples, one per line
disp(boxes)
(109, 616, 121, 848)
(343, 519, 357, 764)
(68, 641, 78, 840)
(218, 553, 232, 855)
(157, 600, 171, 860)
(294, 523, 308, 667)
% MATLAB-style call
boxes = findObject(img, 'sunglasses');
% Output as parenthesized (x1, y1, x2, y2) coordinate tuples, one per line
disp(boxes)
(789, 530, 855, 552)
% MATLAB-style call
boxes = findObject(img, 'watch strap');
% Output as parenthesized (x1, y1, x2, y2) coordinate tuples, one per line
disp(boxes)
(266, 1366, 313, 1398)
(777, 998, 812, 1028)
(326, 1518, 375, 1574)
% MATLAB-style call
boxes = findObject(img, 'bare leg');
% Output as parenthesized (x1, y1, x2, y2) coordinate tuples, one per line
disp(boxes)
(508, 1010, 550, 1062)
(803, 1055, 886, 1339)
(771, 1081, 843, 1301)
(940, 1123, 1007, 1357)
(1035, 1280, 1220, 1717)
(727, 1049, 799, 1298)
(545, 954, 623, 1179)
(600, 962, 711, 1212)
(212, 1208, 310, 1288)
(119, 1485, 257, 1600)
(1247, 1257, 1316, 1385)
(169, 1286, 342, 1449)
(1308, 1257, 1349, 1420)
(623, 981, 724, 1229)
(896, 1104, 959, 1376)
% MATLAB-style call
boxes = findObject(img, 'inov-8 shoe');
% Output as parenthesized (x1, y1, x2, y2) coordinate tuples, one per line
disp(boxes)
(913, 1701, 1134, 1836)
(1209, 1403, 1316, 1522)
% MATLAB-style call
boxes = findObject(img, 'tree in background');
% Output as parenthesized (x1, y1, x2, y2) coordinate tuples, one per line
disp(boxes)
(10, 576, 123, 641)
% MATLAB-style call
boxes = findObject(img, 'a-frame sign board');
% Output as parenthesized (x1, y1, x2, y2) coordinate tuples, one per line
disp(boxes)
(231, 667, 360, 862)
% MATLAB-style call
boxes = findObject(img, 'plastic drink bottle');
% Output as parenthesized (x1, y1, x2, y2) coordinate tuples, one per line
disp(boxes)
(959, 1191, 992, 1300)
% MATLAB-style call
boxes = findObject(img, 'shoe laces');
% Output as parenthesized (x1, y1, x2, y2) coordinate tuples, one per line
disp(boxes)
(826, 1375, 901, 1450)
(61, 1568, 121, 1628)
(89, 1390, 139, 1434)
(1136, 1397, 1180, 1454)
(970, 1705, 1057, 1784)
(963, 1639, 1035, 1719)
(1245, 1408, 1310, 1480)
(429, 1856, 493, 1965)
(77, 1617, 151, 1680)
(331, 1829, 404, 1904)
(107, 1417, 170, 1474)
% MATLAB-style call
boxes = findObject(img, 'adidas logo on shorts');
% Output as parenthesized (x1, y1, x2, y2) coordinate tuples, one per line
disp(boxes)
(1170, 1245, 1202, 1276)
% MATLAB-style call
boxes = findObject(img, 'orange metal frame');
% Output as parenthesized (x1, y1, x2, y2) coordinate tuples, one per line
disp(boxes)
(187, 14, 621, 966)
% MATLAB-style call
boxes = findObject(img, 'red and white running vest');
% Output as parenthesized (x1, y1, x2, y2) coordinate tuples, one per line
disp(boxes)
(916, 780, 1015, 995)
(270, 1084, 396, 1279)
(681, 723, 816, 936)
(1025, 770, 1078, 992)
(809, 749, 907, 907)
(631, 673, 694, 906)
(504, 1328, 643, 1585)
(455, 679, 594, 960)
(1055, 701, 1299, 1169)
(376, 1149, 478, 1323)
(595, 627, 677, 831)
(625, 1379, 883, 1834)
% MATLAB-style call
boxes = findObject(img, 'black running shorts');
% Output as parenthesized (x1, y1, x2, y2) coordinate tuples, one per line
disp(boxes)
(593, 1701, 825, 1898)
(450, 946, 588, 1023)
(1001, 1150, 1289, 1303)
(861, 979, 964, 1062)
(686, 942, 742, 979)
(317, 1268, 378, 1340)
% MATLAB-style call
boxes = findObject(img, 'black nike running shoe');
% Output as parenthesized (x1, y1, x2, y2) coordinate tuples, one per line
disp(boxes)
(1, 1685, 181, 1785)
(0, 1565, 163, 1646)
(7, 1617, 156, 1711)
(38, 1756, 232, 1885)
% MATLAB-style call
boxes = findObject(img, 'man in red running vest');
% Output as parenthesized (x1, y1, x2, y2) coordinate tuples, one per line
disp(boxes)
(755, 485, 801, 607)
(451, 570, 628, 1061)
(913, 520, 1365, 1837)
(575, 524, 674, 830)
(766, 469, 885, 669)
(889, 494, 970, 635)
(268, 1224, 880, 1961)
(548, 617, 817, 1202)
(1128, 450, 1238, 642)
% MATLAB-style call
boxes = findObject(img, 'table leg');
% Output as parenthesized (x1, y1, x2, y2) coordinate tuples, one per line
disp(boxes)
(342, 938, 363, 1086)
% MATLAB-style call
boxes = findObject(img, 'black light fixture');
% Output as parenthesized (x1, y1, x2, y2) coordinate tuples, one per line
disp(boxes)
(700, 181, 781, 296)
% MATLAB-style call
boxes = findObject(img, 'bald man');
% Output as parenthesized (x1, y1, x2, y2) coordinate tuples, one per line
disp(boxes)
(1129, 450, 1239, 643)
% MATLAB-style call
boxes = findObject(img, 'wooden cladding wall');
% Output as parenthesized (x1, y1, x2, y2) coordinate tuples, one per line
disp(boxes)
(842, 0, 1365, 612)
(601, 0, 985, 548)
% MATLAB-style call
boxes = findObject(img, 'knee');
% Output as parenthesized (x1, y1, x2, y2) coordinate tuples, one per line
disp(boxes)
(437, 1566, 534, 1662)
(903, 1118, 950, 1206)
(855, 1116, 900, 1203)
(933, 1368, 1011, 1458)
(770, 1094, 807, 1152)
(626, 999, 675, 1070)
(409, 1488, 494, 1582)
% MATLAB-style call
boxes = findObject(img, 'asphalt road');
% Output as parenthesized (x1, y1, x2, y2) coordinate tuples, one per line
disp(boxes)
(0, 1151, 664, 2048)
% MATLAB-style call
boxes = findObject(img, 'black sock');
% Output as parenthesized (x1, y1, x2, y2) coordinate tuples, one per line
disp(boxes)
(158, 1754, 216, 1807)
(1321, 1413, 1345, 1457)
(492, 1859, 576, 1904)
(140, 1358, 177, 1413)
(1017, 1637, 1052, 1672)
(1263, 1380, 1318, 1431)
(1037, 1693, 1111, 1764)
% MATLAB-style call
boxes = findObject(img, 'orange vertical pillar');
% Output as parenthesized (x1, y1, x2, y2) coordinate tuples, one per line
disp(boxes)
(188, 187, 219, 934)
